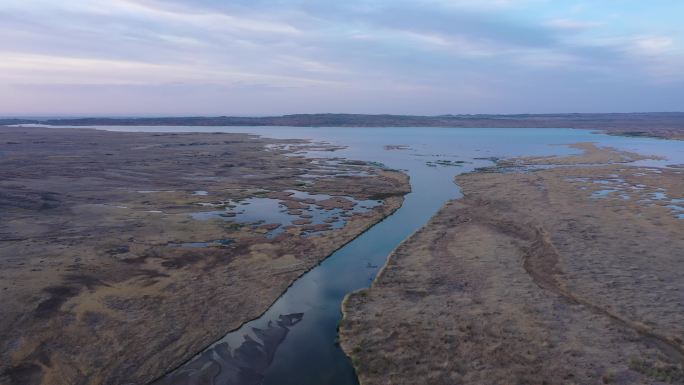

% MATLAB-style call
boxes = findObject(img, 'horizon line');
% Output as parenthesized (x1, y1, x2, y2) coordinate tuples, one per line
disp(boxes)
(3, 111, 684, 120)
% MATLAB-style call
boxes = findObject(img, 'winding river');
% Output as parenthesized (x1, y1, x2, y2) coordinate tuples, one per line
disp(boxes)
(83, 126, 684, 385)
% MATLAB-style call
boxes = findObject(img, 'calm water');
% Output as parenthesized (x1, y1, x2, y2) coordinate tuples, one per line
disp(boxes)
(190, 190, 382, 238)
(40, 126, 684, 384)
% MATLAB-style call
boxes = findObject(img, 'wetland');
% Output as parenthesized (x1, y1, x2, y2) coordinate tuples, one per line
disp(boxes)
(1, 125, 683, 385)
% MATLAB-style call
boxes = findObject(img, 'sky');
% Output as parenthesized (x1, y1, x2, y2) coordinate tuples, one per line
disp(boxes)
(1, 0, 683, 116)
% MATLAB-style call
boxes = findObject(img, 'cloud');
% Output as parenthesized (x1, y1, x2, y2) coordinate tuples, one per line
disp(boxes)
(631, 36, 674, 55)
(0, 52, 342, 88)
(110, 0, 302, 35)
(545, 18, 602, 32)
(1, 0, 683, 114)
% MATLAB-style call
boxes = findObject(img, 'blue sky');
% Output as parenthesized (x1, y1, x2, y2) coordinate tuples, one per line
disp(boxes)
(2, 0, 683, 115)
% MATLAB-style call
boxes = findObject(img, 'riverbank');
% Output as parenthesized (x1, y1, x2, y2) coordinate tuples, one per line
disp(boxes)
(340, 144, 684, 384)
(0, 127, 410, 385)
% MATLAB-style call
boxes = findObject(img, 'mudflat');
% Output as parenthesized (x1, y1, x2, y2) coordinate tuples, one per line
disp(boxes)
(0, 127, 410, 385)
(340, 144, 684, 384)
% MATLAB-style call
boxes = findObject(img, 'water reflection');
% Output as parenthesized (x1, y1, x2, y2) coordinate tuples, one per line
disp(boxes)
(158, 313, 304, 385)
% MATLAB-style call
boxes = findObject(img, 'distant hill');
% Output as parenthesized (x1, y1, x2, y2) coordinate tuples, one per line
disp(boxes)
(4, 112, 684, 139)
(0, 118, 40, 126)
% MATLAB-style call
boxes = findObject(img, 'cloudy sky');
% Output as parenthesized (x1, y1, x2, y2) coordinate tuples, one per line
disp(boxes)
(2, 0, 683, 116)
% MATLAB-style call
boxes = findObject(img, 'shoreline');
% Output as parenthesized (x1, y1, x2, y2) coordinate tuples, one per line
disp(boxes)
(4, 118, 684, 141)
